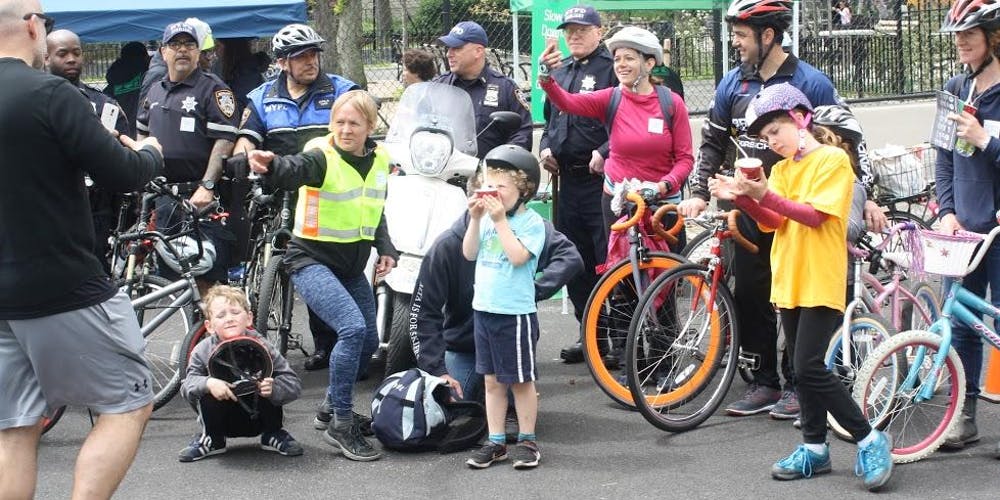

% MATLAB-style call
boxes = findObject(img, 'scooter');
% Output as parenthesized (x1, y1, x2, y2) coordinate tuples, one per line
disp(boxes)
(370, 82, 519, 375)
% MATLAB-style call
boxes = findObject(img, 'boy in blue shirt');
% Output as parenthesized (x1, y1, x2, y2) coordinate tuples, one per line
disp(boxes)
(462, 145, 546, 470)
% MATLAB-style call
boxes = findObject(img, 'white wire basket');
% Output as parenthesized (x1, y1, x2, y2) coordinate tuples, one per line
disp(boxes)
(870, 143, 936, 201)
(917, 229, 984, 277)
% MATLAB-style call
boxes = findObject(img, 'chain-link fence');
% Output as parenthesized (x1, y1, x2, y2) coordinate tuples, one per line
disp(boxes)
(77, 2, 957, 130)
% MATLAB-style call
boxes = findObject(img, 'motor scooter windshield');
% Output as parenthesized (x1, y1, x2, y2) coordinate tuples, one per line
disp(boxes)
(383, 82, 478, 175)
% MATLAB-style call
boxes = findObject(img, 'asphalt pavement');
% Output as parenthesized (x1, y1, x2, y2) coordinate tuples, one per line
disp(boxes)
(34, 299, 1000, 499)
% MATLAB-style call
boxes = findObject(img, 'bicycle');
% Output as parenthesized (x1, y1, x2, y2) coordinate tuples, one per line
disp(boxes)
(825, 223, 941, 440)
(581, 190, 686, 408)
(624, 210, 759, 432)
(250, 185, 298, 356)
(853, 221, 1000, 462)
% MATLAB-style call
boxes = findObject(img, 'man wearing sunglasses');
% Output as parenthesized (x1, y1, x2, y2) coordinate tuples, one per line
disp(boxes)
(0, 2, 164, 498)
(137, 21, 240, 293)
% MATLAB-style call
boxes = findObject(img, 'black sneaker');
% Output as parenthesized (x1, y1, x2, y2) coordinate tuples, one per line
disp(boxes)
(178, 434, 226, 463)
(769, 390, 800, 420)
(260, 429, 304, 457)
(314, 404, 373, 436)
(304, 349, 329, 371)
(466, 442, 508, 469)
(560, 341, 584, 364)
(323, 420, 381, 461)
(602, 348, 623, 370)
(511, 440, 541, 470)
(725, 383, 781, 416)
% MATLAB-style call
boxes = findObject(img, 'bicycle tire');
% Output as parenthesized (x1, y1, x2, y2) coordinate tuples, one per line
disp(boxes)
(255, 257, 292, 356)
(385, 291, 418, 377)
(901, 281, 941, 332)
(626, 263, 738, 432)
(582, 252, 686, 408)
(824, 313, 898, 441)
(116, 274, 194, 410)
(41, 406, 67, 435)
(853, 329, 965, 463)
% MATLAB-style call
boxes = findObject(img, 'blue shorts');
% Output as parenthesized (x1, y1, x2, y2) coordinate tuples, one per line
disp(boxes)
(474, 311, 539, 384)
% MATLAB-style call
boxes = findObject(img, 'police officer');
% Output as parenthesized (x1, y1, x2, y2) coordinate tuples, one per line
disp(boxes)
(47, 29, 130, 274)
(678, 0, 862, 420)
(537, 6, 617, 364)
(137, 21, 239, 291)
(235, 23, 361, 372)
(433, 21, 533, 158)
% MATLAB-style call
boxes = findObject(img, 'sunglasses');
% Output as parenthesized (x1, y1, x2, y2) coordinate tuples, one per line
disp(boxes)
(23, 12, 55, 35)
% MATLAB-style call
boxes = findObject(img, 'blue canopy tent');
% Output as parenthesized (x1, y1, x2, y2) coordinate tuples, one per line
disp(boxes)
(43, 0, 308, 42)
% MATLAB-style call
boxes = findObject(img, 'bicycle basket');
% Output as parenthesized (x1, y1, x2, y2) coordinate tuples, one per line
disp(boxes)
(870, 143, 935, 200)
(915, 229, 984, 277)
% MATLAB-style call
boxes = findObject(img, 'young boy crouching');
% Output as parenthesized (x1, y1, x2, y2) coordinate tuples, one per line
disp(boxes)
(179, 285, 303, 462)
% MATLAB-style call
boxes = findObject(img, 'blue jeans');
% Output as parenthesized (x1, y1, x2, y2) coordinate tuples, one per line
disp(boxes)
(291, 264, 378, 416)
(445, 350, 483, 403)
(945, 236, 1000, 397)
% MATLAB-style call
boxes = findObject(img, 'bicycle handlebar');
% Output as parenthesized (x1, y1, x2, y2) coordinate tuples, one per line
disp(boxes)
(649, 204, 685, 246)
(608, 191, 686, 245)
(610, 191, 646, 232)
(690, 210, 759, 254)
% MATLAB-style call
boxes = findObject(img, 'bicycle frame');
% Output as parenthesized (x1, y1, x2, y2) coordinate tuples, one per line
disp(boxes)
(910, 225, 1000, 402)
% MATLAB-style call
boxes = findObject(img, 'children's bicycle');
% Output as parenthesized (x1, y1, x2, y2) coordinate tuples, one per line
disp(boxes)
(581, 190, 686, 408)
(624, 210, 758, 432)
(825, 223, 941, 440)
(853, 220, 1000, 462)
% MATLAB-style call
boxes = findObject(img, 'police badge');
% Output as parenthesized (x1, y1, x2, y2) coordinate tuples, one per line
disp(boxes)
(215, 89, 236, 119)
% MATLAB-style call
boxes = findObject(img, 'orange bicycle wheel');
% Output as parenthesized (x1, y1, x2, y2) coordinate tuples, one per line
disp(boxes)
(582, 252, 685, 407)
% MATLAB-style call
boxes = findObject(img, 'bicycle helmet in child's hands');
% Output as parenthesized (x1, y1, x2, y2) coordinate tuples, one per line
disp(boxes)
(941, 0, 1000, 32)
(208, 335, 274, 397)
(605, 26, 663, 65)
(272, 24, 325, 58)
(745, 82, 814, 136)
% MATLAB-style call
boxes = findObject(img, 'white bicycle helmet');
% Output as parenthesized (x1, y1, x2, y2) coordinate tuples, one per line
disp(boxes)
(272, 24, 325, 58)
(605, 26, 663, 66)
(154, 235, 216, 276)
(725, 0, 794, 31)
(812, 105, 864, 144)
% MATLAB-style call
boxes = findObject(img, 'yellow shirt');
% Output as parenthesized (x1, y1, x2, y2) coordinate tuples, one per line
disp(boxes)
(763, 145, 854, 312)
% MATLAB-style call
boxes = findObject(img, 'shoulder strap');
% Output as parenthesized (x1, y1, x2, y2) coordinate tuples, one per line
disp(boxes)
(604, 85, 674, 136)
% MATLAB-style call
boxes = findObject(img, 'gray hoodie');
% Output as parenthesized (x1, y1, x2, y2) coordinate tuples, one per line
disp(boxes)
(182, 329, 301, 406)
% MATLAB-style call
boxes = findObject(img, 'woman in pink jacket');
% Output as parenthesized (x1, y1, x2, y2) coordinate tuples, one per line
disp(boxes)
(538, 25, 694, 247)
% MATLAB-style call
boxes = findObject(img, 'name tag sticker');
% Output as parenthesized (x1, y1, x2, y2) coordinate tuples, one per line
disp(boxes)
(985, 120, 1000, 139)
(180, 116, 196, 133)
(648, 118, 664, 134)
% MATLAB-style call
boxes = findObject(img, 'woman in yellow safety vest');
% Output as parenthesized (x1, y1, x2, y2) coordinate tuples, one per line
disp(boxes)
(249, 89, 397, 462)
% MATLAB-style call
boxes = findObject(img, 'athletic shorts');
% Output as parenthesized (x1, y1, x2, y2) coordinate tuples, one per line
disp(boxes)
(473, 311, 539, 384)
(0, 291, 154, 430)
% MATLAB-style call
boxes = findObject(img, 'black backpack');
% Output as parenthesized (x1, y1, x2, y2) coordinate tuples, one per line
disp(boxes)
(370, 368, 486, 453)
(605, 84, 675, 135)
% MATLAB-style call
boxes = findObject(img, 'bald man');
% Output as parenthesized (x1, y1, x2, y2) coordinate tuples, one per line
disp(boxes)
(0, 2, 163, 499)
(48, 29, 133, 273)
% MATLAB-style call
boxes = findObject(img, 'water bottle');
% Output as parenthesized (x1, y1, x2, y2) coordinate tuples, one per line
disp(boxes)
(228, 263, 246, 286)
(955, 102, 978, 157)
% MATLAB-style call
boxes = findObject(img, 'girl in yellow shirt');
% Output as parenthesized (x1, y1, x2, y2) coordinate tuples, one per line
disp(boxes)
(709, 82, 892, 492)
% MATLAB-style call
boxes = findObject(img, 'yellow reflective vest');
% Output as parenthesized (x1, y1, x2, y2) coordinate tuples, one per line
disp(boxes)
(293, 136, 390, 243)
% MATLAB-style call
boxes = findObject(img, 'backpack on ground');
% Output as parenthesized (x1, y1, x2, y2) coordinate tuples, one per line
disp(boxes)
(605, 84, 675, 135)
(371, 368, 486, 453)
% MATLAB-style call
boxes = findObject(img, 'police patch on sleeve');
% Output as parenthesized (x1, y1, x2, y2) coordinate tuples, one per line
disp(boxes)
(215, 89, 236, 119)
(514, 88, 530, 112)
(239, 106, 252, 128)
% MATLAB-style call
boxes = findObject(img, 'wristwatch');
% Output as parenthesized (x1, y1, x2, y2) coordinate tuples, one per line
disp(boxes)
(200, 179, 216, 191)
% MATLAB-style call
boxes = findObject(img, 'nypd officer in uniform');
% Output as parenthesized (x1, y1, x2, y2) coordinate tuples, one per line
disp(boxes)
(433, 21, 533, 158)
(537, 5, 617, 363)
(47, 29, 131, 274)
(137, 21, 239, 291)
(235, 23, 360, 372)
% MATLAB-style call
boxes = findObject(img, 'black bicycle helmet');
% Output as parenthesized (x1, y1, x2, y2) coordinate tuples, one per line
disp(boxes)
(941, 0, 1000, 32)
(725, 0, 793, 32)
(272, 23, 325, 58)
(207, 335, 274, 396)
(482, 144, 540, 215)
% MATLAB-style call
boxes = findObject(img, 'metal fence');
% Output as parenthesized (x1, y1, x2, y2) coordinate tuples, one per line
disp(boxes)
(78, 2, 957, 128)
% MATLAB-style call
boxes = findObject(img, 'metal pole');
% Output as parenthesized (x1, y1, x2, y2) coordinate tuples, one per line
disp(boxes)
(442, 0, 452, 34)
(513, 12, 520, 83)
(714, 8, 725, 84)
(792, 0, 800, 57)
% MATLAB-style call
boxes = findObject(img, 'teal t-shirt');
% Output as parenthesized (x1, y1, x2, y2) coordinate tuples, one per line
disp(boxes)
(471, 209, 545, 314)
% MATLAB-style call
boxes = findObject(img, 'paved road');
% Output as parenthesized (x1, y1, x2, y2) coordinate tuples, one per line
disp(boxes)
(35, 299, 1000, 499)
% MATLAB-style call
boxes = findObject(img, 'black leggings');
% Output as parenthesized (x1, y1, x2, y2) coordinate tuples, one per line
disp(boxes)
(198, 394, 283, 439)
(780, 306, 871, 444)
